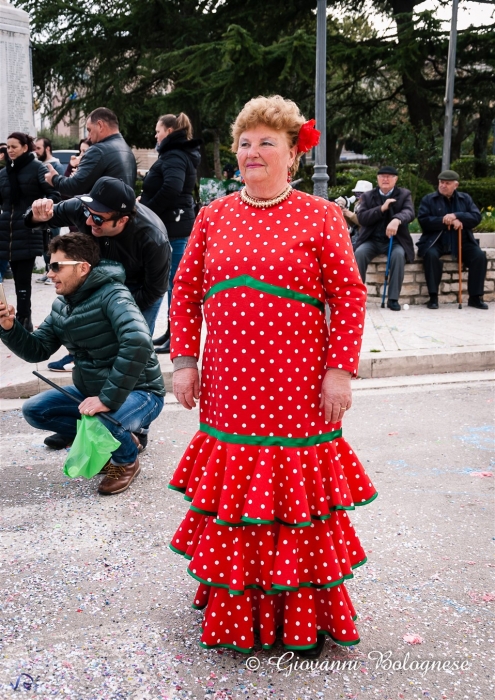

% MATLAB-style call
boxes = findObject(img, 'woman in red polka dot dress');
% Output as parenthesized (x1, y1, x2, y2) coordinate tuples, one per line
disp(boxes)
(169, 95, 377, 657)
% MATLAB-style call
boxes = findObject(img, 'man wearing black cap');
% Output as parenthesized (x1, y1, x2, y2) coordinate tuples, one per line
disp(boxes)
(28, 177, 171, 334)
(417, 170, 487, 309)
(353, 166, 415, 310)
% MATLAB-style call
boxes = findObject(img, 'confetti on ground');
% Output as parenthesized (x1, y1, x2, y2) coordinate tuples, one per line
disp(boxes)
(0, 384, 493, 698)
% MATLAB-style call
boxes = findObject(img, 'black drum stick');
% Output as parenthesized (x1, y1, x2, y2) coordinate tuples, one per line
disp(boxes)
(32, 371, 122, 427)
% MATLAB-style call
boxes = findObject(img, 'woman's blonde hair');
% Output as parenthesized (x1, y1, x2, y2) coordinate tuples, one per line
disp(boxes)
(231, 95, 306, 176)
(158, 112, 193, 140)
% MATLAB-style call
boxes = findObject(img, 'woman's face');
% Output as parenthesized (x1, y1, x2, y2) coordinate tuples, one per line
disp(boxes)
(155, 121, 174, 143)
(79, 142, 90, 156)
(7, 138, 28, 160)
(237, 125, 296, 189)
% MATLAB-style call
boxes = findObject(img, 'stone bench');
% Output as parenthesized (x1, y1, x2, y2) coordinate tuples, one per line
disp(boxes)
(363, 247, 495, 305)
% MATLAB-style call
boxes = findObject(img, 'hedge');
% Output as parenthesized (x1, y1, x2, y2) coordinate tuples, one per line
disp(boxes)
(450, 156, 495, 180)
(461, 179, 495, 209)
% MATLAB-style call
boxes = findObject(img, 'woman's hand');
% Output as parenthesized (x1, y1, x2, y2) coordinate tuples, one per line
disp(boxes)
(320, 368, 352, 424)
(173, 368, 200, 409)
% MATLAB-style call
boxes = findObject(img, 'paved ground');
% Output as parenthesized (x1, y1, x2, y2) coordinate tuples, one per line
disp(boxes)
(0, 269, 493, 399)
(0, 376, 493, 699)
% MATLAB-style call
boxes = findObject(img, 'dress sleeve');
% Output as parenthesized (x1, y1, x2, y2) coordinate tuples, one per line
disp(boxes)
(169, 207, 207, 361)
(321, 202, 367, 376)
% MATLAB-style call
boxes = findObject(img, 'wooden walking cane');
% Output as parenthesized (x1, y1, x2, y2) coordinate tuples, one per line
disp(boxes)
(448, 224, 463, 309)
(457, 223, 463, 309)
(457, 225, 462, 309)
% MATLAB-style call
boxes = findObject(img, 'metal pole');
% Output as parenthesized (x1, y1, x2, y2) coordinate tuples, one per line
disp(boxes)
(441, 0, 459, 172)
(312, 0, 329, 198)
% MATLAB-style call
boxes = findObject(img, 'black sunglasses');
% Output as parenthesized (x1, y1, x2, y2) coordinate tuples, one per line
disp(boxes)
(47, 261, 86, 272)
(82, 206, 116, 226)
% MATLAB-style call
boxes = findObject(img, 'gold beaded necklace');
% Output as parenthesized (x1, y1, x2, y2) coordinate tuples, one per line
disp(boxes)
(240, 185, 292, 209)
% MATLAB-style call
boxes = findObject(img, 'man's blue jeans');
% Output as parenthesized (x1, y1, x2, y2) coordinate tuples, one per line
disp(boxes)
(125, 283, 163, 336)
(167, 237, 189, 313)
(140, 297, 163, 336)
(23, 386, 164, 465)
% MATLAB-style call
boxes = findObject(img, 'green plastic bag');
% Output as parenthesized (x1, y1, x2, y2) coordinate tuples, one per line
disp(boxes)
(63, 415, 121, 479)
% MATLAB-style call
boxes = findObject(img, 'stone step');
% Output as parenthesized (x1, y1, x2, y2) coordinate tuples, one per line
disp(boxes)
(363, 248, 495, 305)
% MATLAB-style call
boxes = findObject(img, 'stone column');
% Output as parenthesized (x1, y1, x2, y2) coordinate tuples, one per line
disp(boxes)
(0, 0, 36, 139)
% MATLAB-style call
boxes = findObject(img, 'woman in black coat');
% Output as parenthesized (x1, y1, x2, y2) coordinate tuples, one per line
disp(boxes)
(0, 133, 58, 330)
(140, 113, 201, 352)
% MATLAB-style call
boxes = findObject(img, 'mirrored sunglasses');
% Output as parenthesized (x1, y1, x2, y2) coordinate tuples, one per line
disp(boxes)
(82, 206, 112, 226)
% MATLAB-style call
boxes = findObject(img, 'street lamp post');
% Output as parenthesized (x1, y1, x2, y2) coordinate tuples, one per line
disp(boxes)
(441, 0, 459, 172)
(312, 0, 329, 198)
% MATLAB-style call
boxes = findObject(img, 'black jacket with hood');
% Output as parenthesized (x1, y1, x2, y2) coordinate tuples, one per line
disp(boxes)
(140, 129, 201, 239)
(0, 152, 58, 261)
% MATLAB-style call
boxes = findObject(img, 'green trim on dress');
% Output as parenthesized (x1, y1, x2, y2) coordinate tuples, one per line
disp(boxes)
(184, 557, 368, 597)
(199, 422, 342, 447)
(204, 274, 325, 312)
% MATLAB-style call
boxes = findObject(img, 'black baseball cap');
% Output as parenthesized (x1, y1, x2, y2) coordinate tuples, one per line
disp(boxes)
(78, 177, 135, 214)
(377, 166, 399, 175)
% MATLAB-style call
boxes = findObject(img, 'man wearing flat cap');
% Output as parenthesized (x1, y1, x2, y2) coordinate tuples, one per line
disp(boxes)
(354, 166, 415, 310)
(417, 170, 487, 309)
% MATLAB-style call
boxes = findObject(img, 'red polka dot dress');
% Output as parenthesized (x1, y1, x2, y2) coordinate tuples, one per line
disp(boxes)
(169, 190, 377, 653)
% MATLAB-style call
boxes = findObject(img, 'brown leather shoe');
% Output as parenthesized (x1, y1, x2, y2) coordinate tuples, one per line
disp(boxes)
(98, 458, 140, 495)
(131, 432, 146, 453)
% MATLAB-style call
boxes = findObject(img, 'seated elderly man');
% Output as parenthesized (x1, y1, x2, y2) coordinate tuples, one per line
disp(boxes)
(0, 233, 165, 495)
(417, 169, 487, 309)
(354, 166, 415, 310)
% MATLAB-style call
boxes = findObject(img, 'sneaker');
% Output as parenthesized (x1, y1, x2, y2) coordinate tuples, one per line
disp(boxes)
(36, 274, 48, 283)
(44, 433, 73, 449)
(44, 278, 55, 285)
(98, 458, 141, 495)
(47, 354, 74, 372)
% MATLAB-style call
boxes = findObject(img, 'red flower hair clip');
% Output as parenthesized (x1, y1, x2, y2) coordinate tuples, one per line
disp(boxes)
(297, 119, 320, 153)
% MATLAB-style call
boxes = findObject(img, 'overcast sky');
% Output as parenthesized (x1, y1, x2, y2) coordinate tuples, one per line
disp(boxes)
(370, 0, 494, 32)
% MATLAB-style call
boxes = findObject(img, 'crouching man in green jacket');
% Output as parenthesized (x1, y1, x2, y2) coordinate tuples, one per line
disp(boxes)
(0, 233, 165, 495)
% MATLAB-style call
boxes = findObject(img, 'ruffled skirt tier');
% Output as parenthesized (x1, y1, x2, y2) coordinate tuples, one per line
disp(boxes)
(169, 430, 377, 652)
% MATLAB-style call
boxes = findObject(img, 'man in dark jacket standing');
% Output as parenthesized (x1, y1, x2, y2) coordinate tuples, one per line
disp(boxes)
(44, 107, 137, 194)
(417, 170, 487, 309)
(354, 166, 415, 310)
(28, 177, 171, 335)
(0, 233, 165, 495)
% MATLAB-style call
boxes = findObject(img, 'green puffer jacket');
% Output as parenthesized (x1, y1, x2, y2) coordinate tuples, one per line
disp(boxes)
(0, 260, 165, 410)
